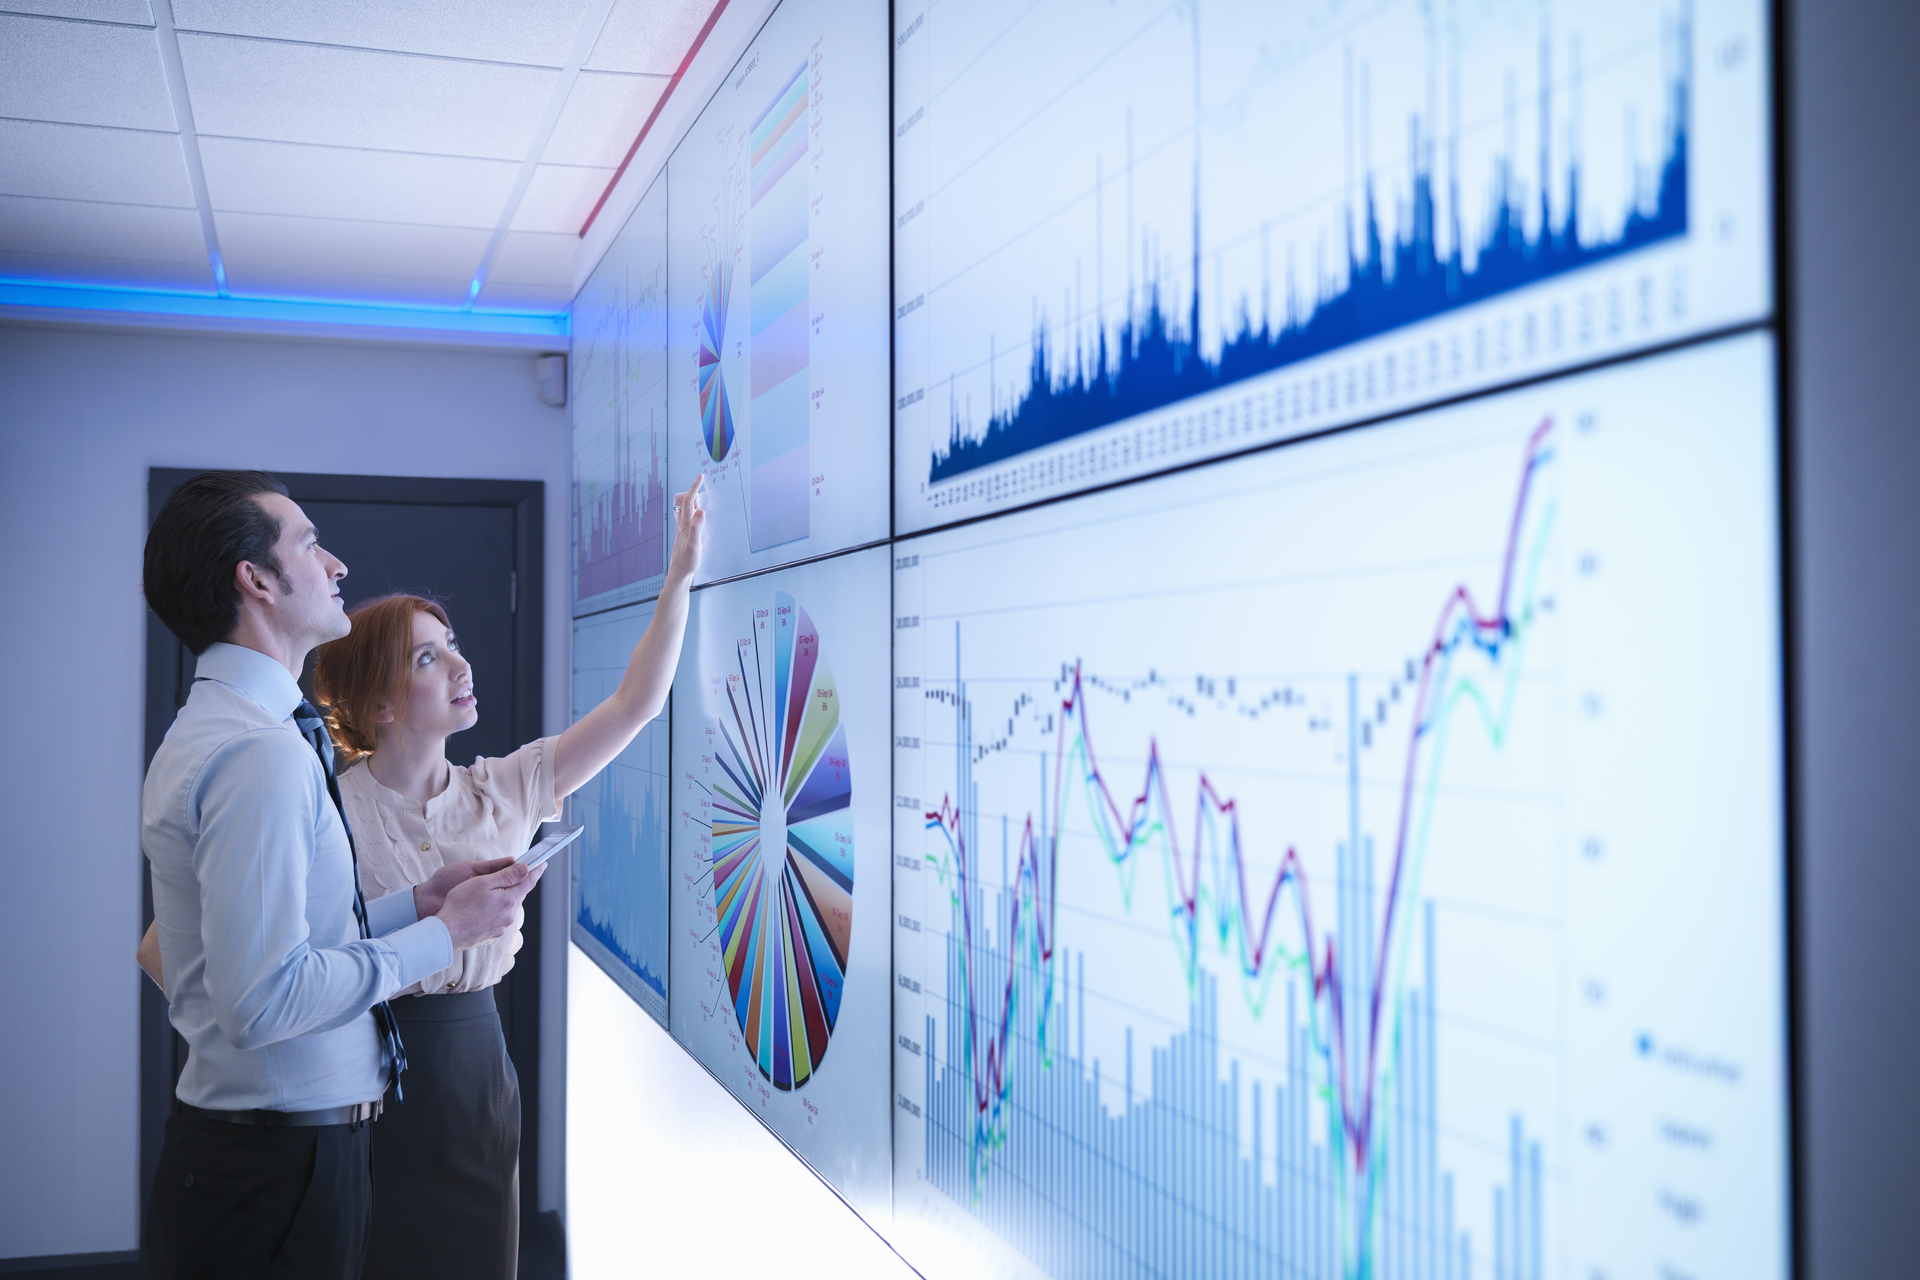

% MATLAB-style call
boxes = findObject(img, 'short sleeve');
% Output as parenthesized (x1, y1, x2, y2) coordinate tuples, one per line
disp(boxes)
(465, 735, 562, 847)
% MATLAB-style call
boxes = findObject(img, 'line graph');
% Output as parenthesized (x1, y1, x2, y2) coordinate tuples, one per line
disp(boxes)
(889, 334, 1786, 1280)
(930, 418, 1551, 1276)
(574, 175, 671, 615)
(892, 0, 1770, 532)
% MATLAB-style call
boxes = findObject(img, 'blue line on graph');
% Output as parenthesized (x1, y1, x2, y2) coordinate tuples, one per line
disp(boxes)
(927, 10, 1689, 484)
(925, 894, 1546, 1278)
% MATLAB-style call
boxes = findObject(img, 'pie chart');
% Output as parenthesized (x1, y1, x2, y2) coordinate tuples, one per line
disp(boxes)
(706, 591, 853, 1089)
(698, 242, 735, 463)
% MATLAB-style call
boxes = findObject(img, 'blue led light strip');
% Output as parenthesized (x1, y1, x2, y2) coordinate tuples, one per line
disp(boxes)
(0, 279, 569, 342)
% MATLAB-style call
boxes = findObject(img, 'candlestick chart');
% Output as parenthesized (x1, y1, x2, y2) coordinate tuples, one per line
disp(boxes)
(889, 335, 1787, 1280)
(891, 0, 1770, 532)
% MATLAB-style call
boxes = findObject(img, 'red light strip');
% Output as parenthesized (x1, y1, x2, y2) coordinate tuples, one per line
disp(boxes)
(578, 0, 734, 238)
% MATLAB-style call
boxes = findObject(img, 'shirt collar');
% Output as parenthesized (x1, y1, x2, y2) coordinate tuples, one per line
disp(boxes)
(194, 641, 306, 723)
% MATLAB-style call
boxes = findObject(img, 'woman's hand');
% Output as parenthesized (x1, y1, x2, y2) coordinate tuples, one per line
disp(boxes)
(664, 472, 707, 586)
(553, 475, 703, 798)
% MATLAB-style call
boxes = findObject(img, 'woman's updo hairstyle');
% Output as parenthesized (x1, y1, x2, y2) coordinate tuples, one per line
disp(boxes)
(313, 593, 450, 764)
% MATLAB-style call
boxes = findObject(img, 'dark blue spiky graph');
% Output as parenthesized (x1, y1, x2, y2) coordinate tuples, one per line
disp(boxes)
(929, 12, 1690, 484)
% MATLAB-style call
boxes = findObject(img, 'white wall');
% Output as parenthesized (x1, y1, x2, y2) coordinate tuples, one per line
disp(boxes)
(567, 945, 915, 1280)
(0, 323, 569, 1260)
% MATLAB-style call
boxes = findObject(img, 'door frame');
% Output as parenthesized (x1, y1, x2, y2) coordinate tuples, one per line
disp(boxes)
(140, 469, 546, 1236)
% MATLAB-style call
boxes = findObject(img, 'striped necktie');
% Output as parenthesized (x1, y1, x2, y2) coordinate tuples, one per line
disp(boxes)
(293, 699, 409, 1102)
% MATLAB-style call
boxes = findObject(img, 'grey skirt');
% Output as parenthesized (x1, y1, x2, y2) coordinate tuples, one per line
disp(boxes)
(363, 989, 519, 1280)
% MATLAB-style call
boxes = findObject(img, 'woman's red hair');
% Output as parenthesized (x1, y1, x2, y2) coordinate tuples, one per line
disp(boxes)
(313, 593, 449, 763)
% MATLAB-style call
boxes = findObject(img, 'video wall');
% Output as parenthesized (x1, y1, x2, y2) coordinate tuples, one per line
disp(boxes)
(570, 0, 1787, 1276)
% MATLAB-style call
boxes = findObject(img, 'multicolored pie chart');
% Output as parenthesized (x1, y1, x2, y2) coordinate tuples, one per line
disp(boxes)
(706, 592, 853, 1089)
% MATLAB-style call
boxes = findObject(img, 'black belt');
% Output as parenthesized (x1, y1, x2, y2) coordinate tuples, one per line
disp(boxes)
(174, 1099, 382, 1127)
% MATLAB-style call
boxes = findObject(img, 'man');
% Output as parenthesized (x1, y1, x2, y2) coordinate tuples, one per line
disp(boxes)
(139, 471, 541, 1279)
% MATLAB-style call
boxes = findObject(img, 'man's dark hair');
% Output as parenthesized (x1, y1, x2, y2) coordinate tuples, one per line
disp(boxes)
(144, 471, 292, 654)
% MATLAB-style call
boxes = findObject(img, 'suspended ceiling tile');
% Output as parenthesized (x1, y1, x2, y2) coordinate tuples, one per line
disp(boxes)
(0, 13, 177, 131)
(585, 0, 715, 74)
(0, 119, 193, 208)
(0, 251, 215, 294)
(473, 278, 573, 313)
(0, 194, 205, 262)
(6, 1, 154, 20)
(542, 70, 664, 168)
(218, 262, 473, 307)
(511, 163, 611, 235)
(170, 0, 595, 68)
(201, 137, 517, 228)
(214, 210, 490, 283)
(179, 32, 557, 160)
(486, 229, 574, 287)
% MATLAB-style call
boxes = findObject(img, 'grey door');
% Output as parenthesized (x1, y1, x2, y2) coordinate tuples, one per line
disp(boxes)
(295, 499, 520, 763)
(140, 470, 553, 1272)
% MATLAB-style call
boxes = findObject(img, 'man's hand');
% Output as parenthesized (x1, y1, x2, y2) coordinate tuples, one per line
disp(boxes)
(435, 860, 546, 951)
(138, 920, 164, 990)
(413, 857, 518, 920)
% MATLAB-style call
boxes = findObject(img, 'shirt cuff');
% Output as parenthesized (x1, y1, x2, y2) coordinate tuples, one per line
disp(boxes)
(365, 886, 420, 937)
(382, 917, 454, 991)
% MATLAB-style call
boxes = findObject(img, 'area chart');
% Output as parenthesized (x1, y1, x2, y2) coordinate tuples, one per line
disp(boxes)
(574, 175, 671, 613)
(891, 0, 1771, 531)
(571, 601, 672, 1024)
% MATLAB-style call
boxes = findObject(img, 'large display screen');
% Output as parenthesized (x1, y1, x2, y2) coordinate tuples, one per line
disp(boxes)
(891, 0, 1772, 533)
(666, 0, 892, 584)
(890, 332, 1786, 1279)
(570, 600, 673, 1026)
(668, 545, 895, 1218)
(572, 176, 671, 616)
(565, 0, 1788, 1273)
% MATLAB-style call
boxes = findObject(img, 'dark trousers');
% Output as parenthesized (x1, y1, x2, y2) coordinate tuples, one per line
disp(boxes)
(363, 989, 520, 1280)
(142, 1109, 373, 1280)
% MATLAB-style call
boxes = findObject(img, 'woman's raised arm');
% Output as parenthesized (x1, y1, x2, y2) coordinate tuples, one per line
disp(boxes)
(553, 475, 706, 798)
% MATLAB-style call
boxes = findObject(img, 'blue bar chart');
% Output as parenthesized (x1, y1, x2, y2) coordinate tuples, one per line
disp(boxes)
(573, 176, 672, 614)
(892, 0, 1770, 531)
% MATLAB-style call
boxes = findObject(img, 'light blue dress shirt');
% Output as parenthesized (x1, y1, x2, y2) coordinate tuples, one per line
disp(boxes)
(142, 642, 454, 1110)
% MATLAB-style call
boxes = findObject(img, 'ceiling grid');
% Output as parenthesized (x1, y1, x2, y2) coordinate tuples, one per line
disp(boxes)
(0, 0, 720, 334)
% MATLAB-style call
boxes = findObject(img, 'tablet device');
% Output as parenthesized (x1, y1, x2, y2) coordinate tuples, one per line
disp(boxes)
(519, 824, 584, 869)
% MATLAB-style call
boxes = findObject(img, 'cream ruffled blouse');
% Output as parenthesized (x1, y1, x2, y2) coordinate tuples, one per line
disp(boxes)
(336, 736, 560, 996)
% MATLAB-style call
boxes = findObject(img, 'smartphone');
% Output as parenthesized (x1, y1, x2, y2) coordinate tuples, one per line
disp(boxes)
(518, 824, 584, 869)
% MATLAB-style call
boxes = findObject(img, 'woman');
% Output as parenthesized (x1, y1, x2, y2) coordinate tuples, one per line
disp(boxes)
(312, 476, 703, 1278)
